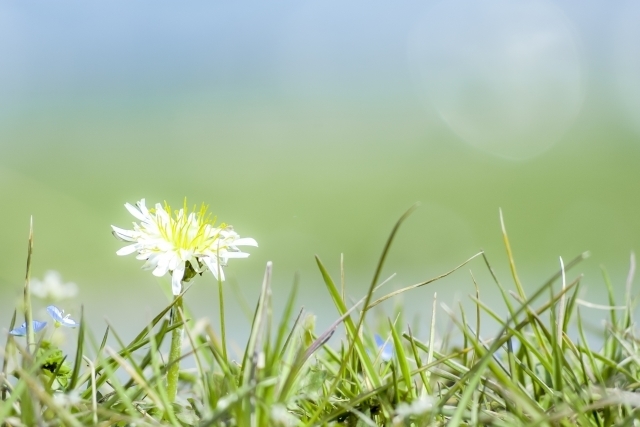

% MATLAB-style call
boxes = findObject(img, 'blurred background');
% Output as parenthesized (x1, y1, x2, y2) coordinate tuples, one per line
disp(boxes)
(1, 0, 640, 348)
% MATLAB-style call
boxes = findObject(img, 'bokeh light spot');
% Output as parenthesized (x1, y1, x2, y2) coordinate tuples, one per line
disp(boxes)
(409, 0, 585, 160)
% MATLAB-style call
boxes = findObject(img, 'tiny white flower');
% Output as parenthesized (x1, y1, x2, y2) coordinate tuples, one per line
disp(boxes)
(112, 199, 258, 295)
(270, 404, 299, 426)
(52, 390, 81, 407)
(30, 270, 78, 301)
(394, 395, 434, 418)
(10, 320, 47, 336)
(47, 305, 79, 328)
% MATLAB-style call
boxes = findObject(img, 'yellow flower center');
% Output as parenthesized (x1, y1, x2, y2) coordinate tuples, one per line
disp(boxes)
(152, 200, 227, 252)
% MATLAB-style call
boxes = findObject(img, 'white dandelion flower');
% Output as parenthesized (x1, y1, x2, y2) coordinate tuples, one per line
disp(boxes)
(112, 199, 258, 295)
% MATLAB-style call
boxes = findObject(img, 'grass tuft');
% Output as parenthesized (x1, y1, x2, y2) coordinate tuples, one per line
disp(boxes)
(2, 210, 640, 426)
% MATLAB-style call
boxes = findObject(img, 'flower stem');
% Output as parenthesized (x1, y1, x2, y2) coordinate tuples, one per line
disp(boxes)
(166, 293, 183, 402)
(218, 277, 228, 361)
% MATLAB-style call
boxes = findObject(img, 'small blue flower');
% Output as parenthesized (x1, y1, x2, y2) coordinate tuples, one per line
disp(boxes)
(374, 334, 394, 362)
(46, 306, 79, 328)
(10, 320, 48, 336)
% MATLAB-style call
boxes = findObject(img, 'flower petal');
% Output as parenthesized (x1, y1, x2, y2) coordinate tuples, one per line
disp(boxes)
(203, 257, 224, 282)
(136, 199, 149, 216)
(111, 226, 135, 241)
(171, 265, 185, 295)
(10, 323, 27, 336)
(233, 237, 258, 247)
(116, 244, 139, 256)
(47, 305, 64, 322)
(152, 258, 171, 277)
(224, 252, 251, 259)
(124, 202, 147, 222)
(61, 316, 79, 328)
(47, 306, 79, 328)
(10, 320, 47, 336)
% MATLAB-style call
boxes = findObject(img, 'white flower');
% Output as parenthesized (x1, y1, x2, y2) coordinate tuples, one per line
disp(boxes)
(112, 199, 258, 295)
(47, 305, 79, 328)
(10, 320, 47, 336)
(30, 271, 78, 301)
(52, 390, 81, 407)
(270, 404, 299, 426)
(394, 395, 434, 418)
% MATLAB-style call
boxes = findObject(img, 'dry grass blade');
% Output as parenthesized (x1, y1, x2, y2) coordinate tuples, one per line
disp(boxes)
(366, 251, 483, 310)
(104, 347, 178, 425)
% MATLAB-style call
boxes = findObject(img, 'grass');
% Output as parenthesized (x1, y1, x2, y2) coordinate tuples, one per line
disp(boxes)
(2, 208, 640, 426)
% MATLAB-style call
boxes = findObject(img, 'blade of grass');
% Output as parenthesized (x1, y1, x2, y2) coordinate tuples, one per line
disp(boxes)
(388, 319, 414, 399)
(76, 291, 185, 390)
(68, 305, 85, 390)
(144, 318, 181, 424)
(271, 276, 299, 365)
(499, 209, 525, 299)
(444, 266, 582, 427)
(549, 280, 563, 393)
(557, 257, 567, 351)
(314, 255, 380, 389)
(15, 365, 83, 427)
(623, 252, 636, 330)
(0, 344, 44, 421)
(123, 319, 171, 392)
(99, 325, 110, 353)
(427, 293, 437, 385)
(20, 217, 37, 426)
(318, 344, 475, 425)
(278, 307, 304, 361)
(240, 261, 272, 387)
(23, 217, 35, 353)
(407, 325, 430, 396)
(441, 303, 540, 419)
(181, 313, 209, 407)
(366, 251, 483, 310)
(79, 319, 178, 400)
(1, 310, 17, 401)
(82, 355, 98, 425)
(239, 261, 272, 426)
(278, 295, 365, 401)
(307, 205, 422, 426)
(105, 346, 179, 425)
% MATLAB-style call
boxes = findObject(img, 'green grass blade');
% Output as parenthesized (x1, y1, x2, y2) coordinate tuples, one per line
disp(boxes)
(271, 275, 299, 366)
(1, 310, 17, 401)
(388, 319, 414, 400)
(240, 261, 272, 388)
(68, 305, 85, 390)
(444, 266, 578, 426)
(99, 325, 110, 353)
(315, 255, 379, 388)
